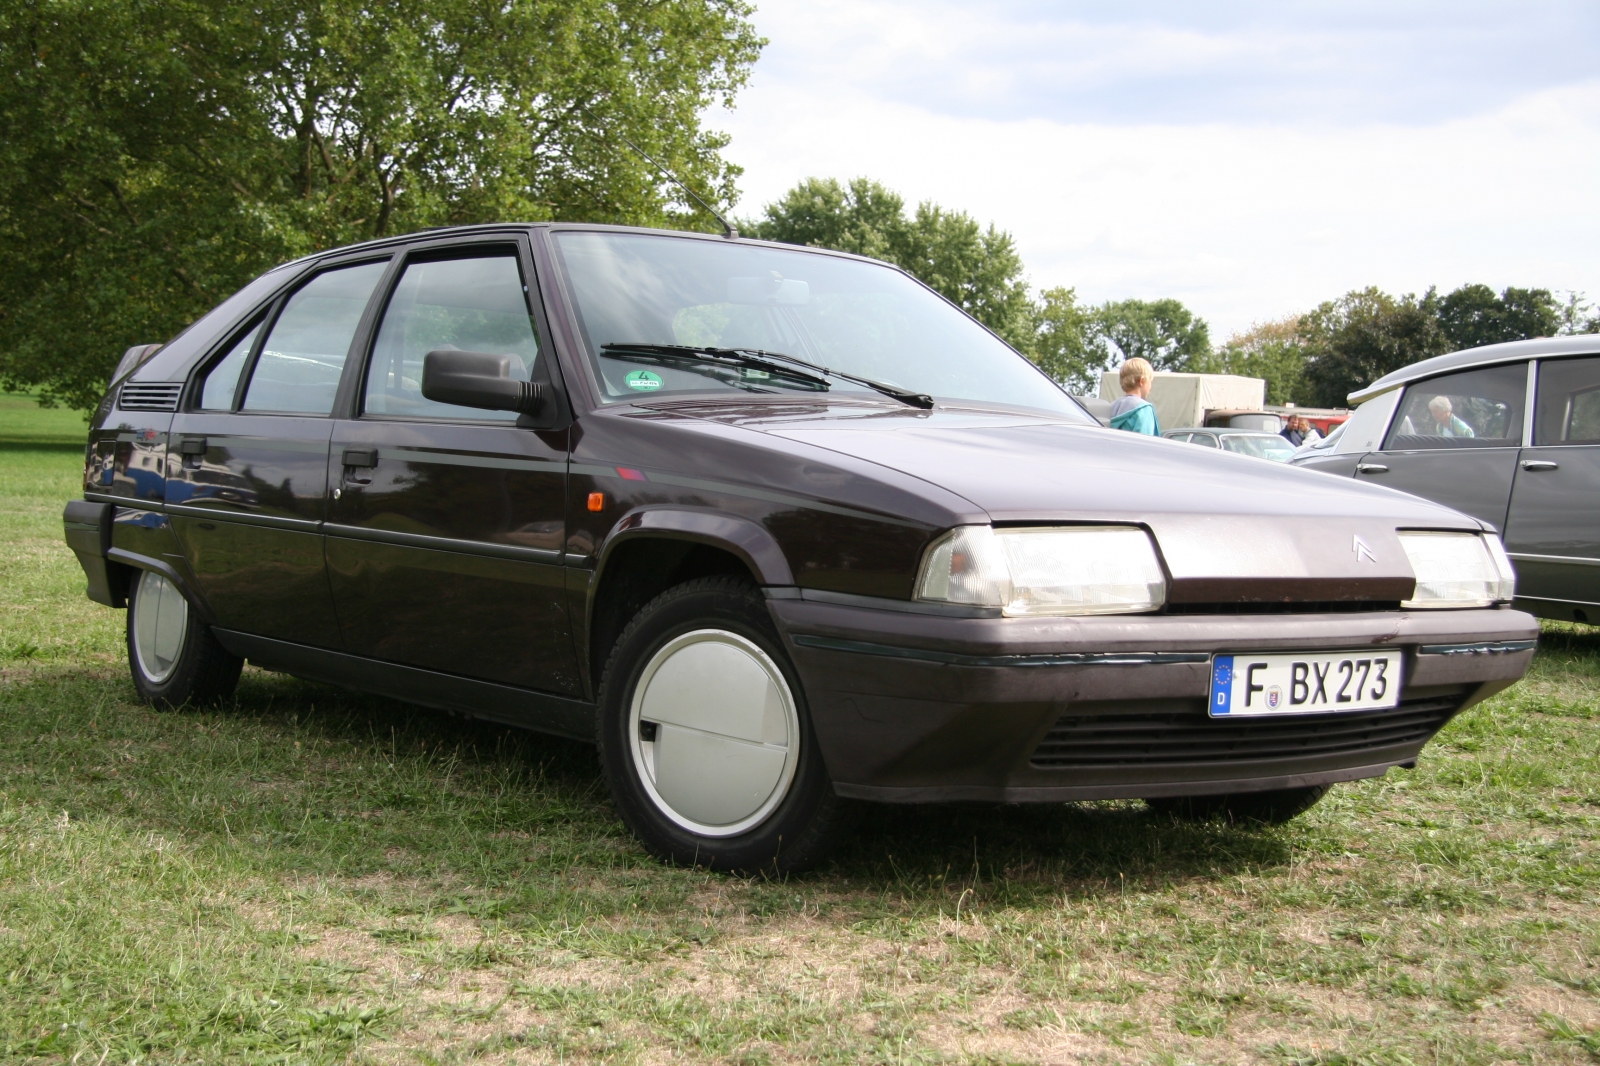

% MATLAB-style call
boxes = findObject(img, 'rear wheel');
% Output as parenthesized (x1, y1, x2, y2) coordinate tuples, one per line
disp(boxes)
(1145, 785, 1330, 825)
(596, 576, 845, 873)
(126, 569, 242, 708)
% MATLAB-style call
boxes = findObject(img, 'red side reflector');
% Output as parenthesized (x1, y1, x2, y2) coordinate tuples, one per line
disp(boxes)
(616, 467, 646, 481)
(586, 492, 605, 512)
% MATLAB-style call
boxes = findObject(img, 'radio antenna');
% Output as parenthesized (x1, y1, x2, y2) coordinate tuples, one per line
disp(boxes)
(619, 134, 738, 240)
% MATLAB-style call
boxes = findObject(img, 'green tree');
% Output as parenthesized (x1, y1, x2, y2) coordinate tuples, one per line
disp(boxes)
(1030, 287, 1101, 393)
(1435, 284, 1561, 351)
(1188, 316, 1306, 405)
(1093, 298, 1211, 372)
(0, 0, 762, 411)
(749, 176, 1036, 352)
(1299, 288, 1449, 408)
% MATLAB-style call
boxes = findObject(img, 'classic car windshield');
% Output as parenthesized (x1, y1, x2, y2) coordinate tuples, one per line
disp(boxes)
(552, 231, 1091, 419)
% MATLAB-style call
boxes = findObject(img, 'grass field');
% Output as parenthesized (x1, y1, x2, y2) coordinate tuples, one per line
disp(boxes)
(2, 392, 1597, 1065)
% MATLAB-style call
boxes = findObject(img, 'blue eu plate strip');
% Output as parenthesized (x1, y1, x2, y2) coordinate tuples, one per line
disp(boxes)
(1211, 656, 1233, 715)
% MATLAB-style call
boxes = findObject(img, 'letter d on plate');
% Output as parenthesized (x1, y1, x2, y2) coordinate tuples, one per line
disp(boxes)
(1211, 656, 1234, 715)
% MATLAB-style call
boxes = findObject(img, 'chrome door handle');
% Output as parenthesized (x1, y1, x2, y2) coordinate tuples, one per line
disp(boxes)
(1356, 463, 1388, 474)
(1520, 459, 1559, 471)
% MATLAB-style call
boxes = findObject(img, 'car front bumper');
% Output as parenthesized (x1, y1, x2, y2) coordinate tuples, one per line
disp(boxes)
(766, 592, 1538, 803)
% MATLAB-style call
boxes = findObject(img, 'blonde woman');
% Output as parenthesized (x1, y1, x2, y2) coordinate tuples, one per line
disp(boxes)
(1109, 358, 1160, 435)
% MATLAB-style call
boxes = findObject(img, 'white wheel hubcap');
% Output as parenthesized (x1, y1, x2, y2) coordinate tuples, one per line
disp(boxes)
(132, 570, 189, 684)
(629, 629, 800, 837)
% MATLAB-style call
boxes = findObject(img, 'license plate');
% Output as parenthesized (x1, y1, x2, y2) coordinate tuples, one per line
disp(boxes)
(1209, 651, 1400, 716)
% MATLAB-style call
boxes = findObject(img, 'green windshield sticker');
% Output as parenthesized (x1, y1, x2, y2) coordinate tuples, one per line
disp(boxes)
(625, 370, 663, 392)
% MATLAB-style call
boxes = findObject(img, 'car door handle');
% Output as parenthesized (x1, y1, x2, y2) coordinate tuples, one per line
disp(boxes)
(1356, 463, 1388, 474)
(341, 447, 378, 468)
(179, 436, 207, 456)
(1520, 459, 1559, 471)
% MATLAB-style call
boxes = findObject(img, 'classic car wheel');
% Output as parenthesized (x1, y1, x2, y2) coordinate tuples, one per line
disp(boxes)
(1145, 785, 1330, 826)
(126, 569, 243, 708)
(597, 576, 845, 873)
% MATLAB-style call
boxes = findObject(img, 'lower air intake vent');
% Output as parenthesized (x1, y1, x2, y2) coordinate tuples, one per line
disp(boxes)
(119, 382, 182, 411)
(1030, 696, 1461, 769)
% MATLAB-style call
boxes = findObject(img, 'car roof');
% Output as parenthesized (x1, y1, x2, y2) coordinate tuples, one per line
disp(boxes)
(272, 220, 903, 275)
(1348, 333, 1600, 405)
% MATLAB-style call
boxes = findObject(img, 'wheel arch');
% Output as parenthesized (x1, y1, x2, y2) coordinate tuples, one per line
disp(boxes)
(584, 508, 795, 695)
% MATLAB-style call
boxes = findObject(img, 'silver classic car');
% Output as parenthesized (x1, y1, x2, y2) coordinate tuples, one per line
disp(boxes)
(1292, 336, 1600, 626)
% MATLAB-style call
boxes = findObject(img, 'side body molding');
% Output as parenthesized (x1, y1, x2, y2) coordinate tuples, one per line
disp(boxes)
(599, 507, 796, 586)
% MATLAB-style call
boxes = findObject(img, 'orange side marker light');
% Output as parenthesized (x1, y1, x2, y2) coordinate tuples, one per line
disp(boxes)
(587, 492, 605, 512)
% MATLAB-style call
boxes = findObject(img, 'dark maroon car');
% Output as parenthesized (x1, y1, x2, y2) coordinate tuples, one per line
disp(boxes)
(65, 224, 1537, 871)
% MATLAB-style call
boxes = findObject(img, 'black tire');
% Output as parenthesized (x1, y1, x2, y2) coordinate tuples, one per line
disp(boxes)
(595, 576, 846, 874)
(125, 568, 242, 709)
(1145, 784, 1331, 826)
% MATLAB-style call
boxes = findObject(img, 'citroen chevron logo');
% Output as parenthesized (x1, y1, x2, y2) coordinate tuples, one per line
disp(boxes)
(1352, 534, 1377, 564)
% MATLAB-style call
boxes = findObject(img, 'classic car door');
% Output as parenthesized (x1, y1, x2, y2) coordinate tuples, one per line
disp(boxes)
(1352, 362, 1528, 532)
(1503, 355, 1600, 612)
(166, 259, 390, 647)
(325, 244, 581, 696)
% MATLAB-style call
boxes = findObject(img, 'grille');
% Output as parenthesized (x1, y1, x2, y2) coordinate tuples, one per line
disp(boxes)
(118, 382, 182, 411)
(1030, 696, 1459, 769)
(1165, 601, 1401, 615)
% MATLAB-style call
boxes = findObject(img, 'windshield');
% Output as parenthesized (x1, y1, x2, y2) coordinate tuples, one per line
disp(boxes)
(1221, 434, 1297, 461)
(551, 231, 1090, 419)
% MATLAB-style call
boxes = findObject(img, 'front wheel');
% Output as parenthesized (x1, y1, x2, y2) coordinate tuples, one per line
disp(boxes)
(126, 569, 242, 708)
(596, 577, 845, 874)
(1145, 785, 1331, 825)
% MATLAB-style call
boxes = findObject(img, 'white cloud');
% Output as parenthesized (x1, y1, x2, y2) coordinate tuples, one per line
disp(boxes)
(714, 2, 1600, 338)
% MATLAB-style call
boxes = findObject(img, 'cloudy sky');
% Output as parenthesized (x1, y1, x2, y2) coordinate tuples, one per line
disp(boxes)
(711, 1, 1600, 338)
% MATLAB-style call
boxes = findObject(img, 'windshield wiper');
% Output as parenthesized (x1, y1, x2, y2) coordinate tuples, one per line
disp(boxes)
(601, 343, 829, 395)
(601, 343, 935, 409)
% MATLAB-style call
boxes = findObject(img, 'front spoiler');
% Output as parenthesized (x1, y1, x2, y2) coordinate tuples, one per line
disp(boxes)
(767, 593, 1538, 803)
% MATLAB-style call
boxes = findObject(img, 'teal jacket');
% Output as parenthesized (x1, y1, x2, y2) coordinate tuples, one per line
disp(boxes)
(1110, 399, 1160, 435)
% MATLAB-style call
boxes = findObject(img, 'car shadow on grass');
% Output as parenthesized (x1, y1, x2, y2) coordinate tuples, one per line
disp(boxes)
(217, 670, 1299, 899)
(3, 664, 1303, 907)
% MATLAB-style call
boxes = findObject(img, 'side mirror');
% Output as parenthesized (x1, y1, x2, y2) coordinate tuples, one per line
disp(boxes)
(421, 349, 544, 414)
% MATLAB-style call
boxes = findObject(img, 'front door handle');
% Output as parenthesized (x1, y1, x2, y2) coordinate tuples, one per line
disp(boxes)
(1520, 459, 1559, 472)
(1356, 463, 1388, 474)
(341, 447, 378, 468)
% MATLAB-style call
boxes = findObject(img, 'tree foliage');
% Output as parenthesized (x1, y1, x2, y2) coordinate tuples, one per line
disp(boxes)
(1092, 298, 1211, 372)
(0, 0, 762, 410)
(748, 177, 1036, 352)
(1188, 316, 1305, 406)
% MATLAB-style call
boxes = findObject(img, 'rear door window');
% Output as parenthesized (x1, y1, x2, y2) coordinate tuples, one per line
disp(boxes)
(240, 261, 388, 415)
(1383, 363, 1526, 449)
(1533, 357, 1600, 445)
(363, 253, 539, 422)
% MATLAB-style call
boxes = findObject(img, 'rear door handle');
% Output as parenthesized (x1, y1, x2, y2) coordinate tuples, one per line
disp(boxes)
(179, 436, 207, 456)
(1356, 463, 1388, 474)
(1520, 459, 1559, 471)
(341, 447, 378, 468)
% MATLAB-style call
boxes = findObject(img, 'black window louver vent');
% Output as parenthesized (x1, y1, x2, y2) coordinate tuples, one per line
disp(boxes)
(118, 382, 182, 411)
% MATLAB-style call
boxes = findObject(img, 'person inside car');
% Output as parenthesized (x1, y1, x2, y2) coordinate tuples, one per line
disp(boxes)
(1109, 358, 1160, 435)
(1427, 395, 1475, 437)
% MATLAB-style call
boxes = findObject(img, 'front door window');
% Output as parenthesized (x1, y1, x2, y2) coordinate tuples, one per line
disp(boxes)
(364, 255, 540, 421)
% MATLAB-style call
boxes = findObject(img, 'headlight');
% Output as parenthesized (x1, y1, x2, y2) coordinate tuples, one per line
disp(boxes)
(916, 525, 1166, 616)
(1399, 532, 1516, 608)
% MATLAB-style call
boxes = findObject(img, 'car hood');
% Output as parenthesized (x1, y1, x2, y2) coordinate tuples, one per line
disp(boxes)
(670, 400, 1484, 603)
